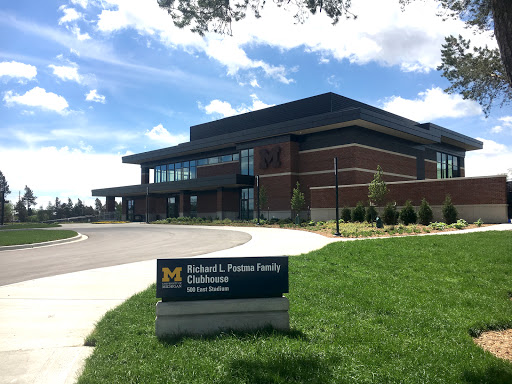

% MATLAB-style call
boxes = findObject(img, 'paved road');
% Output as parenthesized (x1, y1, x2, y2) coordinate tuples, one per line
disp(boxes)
(0, 223, 251, 286)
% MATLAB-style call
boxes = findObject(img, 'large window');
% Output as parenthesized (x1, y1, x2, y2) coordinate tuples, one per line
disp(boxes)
(437, 152, 460, 179)
(240, 188, 254, 220)
(167, 196, 179, 218)
(153, 154, 235, 183)
(240, 149, 254, 176)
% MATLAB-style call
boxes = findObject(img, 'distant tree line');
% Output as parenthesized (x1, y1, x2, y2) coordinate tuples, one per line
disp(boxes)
(0, 169, 121, 223)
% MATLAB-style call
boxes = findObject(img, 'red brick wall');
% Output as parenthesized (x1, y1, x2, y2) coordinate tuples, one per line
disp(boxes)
(311, 176, 507, 208)
(299, 145, 416, 178)
(425, 161, 437, 179)
(254, 141, 299, 176)
(258, 175, 297, 211)
(197, 162, 239, 178)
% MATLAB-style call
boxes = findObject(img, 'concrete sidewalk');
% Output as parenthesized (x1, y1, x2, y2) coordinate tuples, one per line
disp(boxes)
(1, 224, 511, 384)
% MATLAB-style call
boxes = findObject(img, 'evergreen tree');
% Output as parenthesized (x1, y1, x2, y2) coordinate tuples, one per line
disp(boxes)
(352, 201, 366, 222)
(95, 198, 103, 214)
(418, 198, 434, 225)
(368, 165, 389, 211)
(399, 200, 417, 225)
(442, 194, 458, 224)
(341, 207, 352, 222)
(365, 205, 378, 223)
(15, 199, 27, 222)
(0, 170, 10, 196)
(383, 202, 399, 225)
(22, 186, 37, 215)
(54, 197, 63, 219)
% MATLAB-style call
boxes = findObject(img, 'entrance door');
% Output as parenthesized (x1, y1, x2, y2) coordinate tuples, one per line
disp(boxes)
(240, 188, 254, 221)
(167, 196, 179, 218)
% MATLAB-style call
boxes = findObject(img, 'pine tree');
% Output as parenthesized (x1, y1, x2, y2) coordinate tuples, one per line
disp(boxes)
(368, 165, 389, 214)
(290, 182, 305, 220)
(418, 198, 434, 225)
(22, 186, 37, 215)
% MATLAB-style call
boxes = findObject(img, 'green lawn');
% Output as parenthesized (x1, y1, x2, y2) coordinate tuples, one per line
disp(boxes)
(0, 223, 61, 230)
(79, 232, 512, 383)
(0, 229, 77, 246)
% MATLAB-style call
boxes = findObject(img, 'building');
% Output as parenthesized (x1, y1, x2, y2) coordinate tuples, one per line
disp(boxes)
(92, 93, 509, 223)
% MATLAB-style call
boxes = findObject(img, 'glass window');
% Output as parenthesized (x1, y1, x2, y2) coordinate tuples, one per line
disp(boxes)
(190, 195, 197, 218)
(221, 154, 232, 163)
(240, 149, 254, 176)
(436, 152, 459, 179)
(168, 164, 175, 182)
(197, 158, 207, 166)
(167, 196, 179, 218)
(160, 164, 167, 183)
(155, 165, 161, 183)
(240, 188, 254, 220)
(209, 156, 219, 164)
(233, 153, 239, 161)
(190, 161, 197, 179)
(183, 161, 189, 180)
(175, 162, 182, 181)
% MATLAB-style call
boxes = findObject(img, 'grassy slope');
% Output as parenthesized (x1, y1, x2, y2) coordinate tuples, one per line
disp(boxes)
(0, 223, 60, 230)
(0, 229, 77, 246)
(79, 232, 512, 384)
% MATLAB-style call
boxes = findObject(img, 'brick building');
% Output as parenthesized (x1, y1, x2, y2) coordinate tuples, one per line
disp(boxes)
(92, 93, 509, 223)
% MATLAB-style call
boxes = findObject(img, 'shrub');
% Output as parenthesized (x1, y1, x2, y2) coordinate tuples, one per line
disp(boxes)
(442, 194, 458, 225)
(399, 200, 417, 225)
(341, 207, 352, 222)
(452, 219, 468, 229)
(418, 198, 433, 225)
(352, 202, 366, 222)
(383, 202, 399, 225)
(365, 205, 378, 223)
(429, 222, 447, 231)
(474, 218, 484, 227)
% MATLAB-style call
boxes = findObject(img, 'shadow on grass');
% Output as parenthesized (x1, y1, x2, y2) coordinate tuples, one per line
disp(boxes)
(219, 355, 333, 384)
(463, 366, 512, 384)
(158, 326, 307, 346)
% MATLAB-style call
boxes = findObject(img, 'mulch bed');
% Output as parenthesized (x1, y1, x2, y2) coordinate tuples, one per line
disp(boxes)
(474, 329, 512, 362)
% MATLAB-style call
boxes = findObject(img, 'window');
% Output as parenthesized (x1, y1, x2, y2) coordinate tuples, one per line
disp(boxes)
(437, 152, 460, 179)
(190, 195, 197, 218)
(175, 162, 182, 181)
(197, 158, 208, 166)
(240, 149, 254, 176)
(240, 188, 254, 220)
(190, 161, 197, 179)
(127, 199, 134, 221)
(209, 156, 219, 164)
(183, 161, 190, 180)
(167, 196, 179, 218)
(160, 164, 167, 183)
(221, 154, 233, 162)
(168, 164, 175, 182)
(155, 165, 161, 183)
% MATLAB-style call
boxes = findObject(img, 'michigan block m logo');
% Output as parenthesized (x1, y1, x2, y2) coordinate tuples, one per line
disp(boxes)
(162, 267, 182, 282)
(259, 146, 281, 169)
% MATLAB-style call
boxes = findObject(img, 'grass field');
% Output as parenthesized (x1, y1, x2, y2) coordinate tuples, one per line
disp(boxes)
(79, 231, 512, 383)
(0, 229, 77, 246)
(0, 223, 60, 230)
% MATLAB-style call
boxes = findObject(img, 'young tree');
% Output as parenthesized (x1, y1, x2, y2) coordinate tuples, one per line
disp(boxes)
(383, 202, 399, 225)
(95, 198, 103, 214)
(442, 194, 458, 224)
(399, 200, 417, 225)
(258, 185, 269, 220)
(418, 198, 434, 226)
(22, 186, 37, 215)
(290, 182, 305, 220)
(368, 165, 389, 213)
(352, 201, 366, 222)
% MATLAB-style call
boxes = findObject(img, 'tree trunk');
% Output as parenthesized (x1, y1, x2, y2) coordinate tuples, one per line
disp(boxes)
(492, 0, 512, 88)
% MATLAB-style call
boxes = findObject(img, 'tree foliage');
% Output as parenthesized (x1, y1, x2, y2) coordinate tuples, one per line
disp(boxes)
(290, 181, 305, 215)
(22, 185, 37, 214)
(418, 198, 433, 225)
(399, 200, 417, 225)
(352, 201, 365, 222)
(0, 170, 10, 196)
(368, 165, 388, 208)
(383, 202, 399, 225)
(442, 194, 458, 224)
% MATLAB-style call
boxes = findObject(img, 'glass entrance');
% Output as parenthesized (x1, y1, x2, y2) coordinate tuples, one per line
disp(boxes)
(240, 188, 254, 220)
(167, 196, 179, 218)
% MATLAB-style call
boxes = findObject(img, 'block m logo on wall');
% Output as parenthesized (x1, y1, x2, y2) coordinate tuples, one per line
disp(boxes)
(259, 146, 281, 169)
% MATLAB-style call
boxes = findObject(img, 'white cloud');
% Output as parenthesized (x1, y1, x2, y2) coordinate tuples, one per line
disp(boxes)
(200, 94, 274, 118)
(493, 116, 512, 134)
(144, 124, 189, 145)
(71, 0, 89, 9)
(3, 87, 69, 114)
(491, 126, 503, 134)
(381, 87, 482, 122)
(71, 26, 91, 41)
(250, 79, 260, 88)
(48, 63, 82, 83)
(85, 89, 106, 103)
(59, 7, 81, 24)
(465, 138, 512, 177)
(0, 61, 37, 80)
(0, 145, 139, 208)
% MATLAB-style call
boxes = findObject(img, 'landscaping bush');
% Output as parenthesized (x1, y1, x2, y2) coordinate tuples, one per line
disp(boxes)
(442, 194, 458, 225)
(383, 202, 398, 225)
(418, 198, 433, 225)
(352, 202, 366, 222)
(399, 200, 417, 225)
(341, 207, 352, 223)
(474, 218, 484, 227)
(365, 205, 378, 223)
(453, 219, 468, 229)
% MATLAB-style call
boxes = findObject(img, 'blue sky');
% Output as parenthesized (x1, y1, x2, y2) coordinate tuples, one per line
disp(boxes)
(1, 0, 511, 208)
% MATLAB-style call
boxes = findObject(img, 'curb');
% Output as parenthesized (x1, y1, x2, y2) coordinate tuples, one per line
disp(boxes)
(0, 233, 87, 252)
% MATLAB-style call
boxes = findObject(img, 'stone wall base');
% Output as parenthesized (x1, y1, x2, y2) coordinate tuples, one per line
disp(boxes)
(155, 297, 289, 338)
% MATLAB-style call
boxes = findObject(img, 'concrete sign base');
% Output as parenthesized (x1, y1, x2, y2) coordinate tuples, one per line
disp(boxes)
(155, 297, 289, 337)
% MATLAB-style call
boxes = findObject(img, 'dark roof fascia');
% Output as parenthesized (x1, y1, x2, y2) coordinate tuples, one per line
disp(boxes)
(418, 123, 482, 151)
(92, 174, 255, 197)
(123, 107, 481, 165)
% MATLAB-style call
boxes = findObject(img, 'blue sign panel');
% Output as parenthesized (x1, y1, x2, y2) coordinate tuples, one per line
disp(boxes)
(157, 257, 288, 301)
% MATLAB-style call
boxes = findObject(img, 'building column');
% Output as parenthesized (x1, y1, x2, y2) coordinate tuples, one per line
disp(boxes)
(216, 187, 224, 220)
(106, 196, 115, 212)
(141, 166, 150, 184)
(179, 191, 191, 217)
